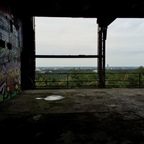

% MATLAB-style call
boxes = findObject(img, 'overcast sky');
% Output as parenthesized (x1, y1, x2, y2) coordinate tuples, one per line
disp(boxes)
(35, 17, 144, 67)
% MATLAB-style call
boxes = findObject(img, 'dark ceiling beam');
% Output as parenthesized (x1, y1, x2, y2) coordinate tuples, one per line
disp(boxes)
(1, 0, 144, 27)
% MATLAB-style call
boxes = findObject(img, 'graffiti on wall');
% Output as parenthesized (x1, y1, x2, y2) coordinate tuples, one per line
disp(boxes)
(0, 46, 21, 102)
(0, 6, 23, 103)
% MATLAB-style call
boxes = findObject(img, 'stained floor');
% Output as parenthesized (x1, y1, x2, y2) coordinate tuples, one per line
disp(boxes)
(1, 88, 144, 143)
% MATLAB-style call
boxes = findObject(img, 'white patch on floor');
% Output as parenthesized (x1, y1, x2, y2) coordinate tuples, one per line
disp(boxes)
(36, 95, 65, 101)
(44, 95, 64, 101)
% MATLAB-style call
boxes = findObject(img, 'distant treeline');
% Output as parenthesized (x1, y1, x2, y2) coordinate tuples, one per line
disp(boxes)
(35, 66, 144, 88)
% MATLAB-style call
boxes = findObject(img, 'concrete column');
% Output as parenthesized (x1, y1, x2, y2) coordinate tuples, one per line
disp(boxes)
(97, 25, 107, 88)
(21, 17, 35, 90)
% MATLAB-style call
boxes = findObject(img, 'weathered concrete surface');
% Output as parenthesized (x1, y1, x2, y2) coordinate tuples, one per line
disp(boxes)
(1, 88, 144, 143)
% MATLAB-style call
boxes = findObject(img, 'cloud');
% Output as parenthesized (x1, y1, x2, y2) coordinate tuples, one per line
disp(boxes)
(35, 17, 144, 67)
(35, 17, 97, 55)
(106, 18, 144, 66)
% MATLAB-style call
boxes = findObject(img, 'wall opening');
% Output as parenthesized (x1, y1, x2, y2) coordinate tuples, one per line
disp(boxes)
(35, 17, 97, 68)
(34, 17, 98, 89)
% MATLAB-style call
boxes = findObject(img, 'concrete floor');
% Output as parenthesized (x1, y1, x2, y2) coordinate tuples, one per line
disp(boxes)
(1, 88, 144, 143)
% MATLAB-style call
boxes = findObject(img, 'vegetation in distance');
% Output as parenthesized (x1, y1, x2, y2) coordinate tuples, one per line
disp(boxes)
(35, 66, 144, 89)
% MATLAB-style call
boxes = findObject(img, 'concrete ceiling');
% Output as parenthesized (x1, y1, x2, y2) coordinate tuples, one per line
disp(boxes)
(2, 0, 144, 26)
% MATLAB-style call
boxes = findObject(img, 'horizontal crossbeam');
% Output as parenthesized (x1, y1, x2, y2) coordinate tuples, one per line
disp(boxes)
(35, 55, 100, 58)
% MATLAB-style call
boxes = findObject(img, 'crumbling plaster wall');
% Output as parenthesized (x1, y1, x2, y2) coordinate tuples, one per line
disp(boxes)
(0, 6, 23, 102)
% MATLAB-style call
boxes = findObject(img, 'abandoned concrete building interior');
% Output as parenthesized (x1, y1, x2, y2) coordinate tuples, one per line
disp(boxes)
(1, 0, 144, 143)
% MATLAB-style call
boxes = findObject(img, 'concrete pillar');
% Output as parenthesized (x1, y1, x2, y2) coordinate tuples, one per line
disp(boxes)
(97, 25, 107, 88)
(21, 17, 35, 90)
